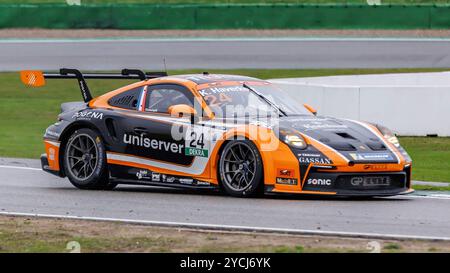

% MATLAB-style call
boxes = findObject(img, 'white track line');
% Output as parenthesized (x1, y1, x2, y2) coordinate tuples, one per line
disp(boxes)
(2, 37, 450, 43)
(0, 165, 41, 171)
(404, 194, 450, 200)
(0, 211, 449, 242)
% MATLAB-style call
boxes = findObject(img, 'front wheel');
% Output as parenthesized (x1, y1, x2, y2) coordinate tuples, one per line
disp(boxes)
(218, 140, 263, 197)
(63, 128, 117, 190)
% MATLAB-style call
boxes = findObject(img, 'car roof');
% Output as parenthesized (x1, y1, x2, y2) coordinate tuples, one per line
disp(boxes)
(164, 74, 264, 85)
(90, 73, 268, 110)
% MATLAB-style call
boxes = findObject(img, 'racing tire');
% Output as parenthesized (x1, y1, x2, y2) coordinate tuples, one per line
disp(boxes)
(63, 128, 117, 190)
(218, 140, 263, 197)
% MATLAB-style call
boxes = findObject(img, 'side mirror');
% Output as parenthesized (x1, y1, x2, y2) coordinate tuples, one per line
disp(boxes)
(303, 104, 317, 116)
(168, 104, 198, 121)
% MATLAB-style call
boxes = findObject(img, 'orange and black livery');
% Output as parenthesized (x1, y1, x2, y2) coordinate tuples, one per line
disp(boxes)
(20, 68, 413, 197)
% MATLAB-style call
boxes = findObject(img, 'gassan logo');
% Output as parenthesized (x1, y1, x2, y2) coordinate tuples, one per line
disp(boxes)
(299, 157, 332, 165)
(307, 178, 332, 186)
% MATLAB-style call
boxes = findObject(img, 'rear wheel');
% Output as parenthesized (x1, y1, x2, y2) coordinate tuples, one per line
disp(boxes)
(218, 140, 263, 197)
(63, 128, 117, 190)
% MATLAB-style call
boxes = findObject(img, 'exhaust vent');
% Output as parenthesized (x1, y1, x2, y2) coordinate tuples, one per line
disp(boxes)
(328, 141, 356, 151)
(366, 141, 387, 151)
(335, 132, 357, 140)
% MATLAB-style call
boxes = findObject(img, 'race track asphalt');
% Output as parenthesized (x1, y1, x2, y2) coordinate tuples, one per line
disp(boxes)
(1, 158, 450, 240)
(2, 38, 450, 71)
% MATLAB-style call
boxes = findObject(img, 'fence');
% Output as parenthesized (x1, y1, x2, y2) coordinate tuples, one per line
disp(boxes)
(1, 4, 450, 29)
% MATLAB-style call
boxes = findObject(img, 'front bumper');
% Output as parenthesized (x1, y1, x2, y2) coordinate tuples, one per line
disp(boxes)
(40, 153, 61, 176)
(268, 166, 413, 197)
(304, 171, 411, 196)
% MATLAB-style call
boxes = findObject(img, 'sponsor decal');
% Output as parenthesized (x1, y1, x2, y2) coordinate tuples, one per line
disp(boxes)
(277, 168, 295, 178)
(45, 130, 60, 138)
(48, 148, 55, 161)
(184, 130, 209, 158)
(363, 164, 388, 171)
(350, 176, 391, 187)
(185, 147, 208, 158)
(298, 153, 332, 165)
(198, 86, 247, 97)
(301, 121, 347, 131)
(166, 176, 176, 183)
(135, 171, 209, 186)
(276, 177, 298, 185)
(349, 153, 394, 161)
(196, 181, 211, 186)
(289, 117, 329, 123)
(179, 178, 194, 185)
(152, 173, 161, 182)
(72, 111, 103, 120)
(136, 170, 151, 180)
(307, 178, 332, 186)
(249, 120, 274, 129)
(123, 134, 184, 154)
(350, 177, 363, 186)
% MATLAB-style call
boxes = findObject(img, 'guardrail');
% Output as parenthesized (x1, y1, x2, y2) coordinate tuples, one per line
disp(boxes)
(1, 3, 450, 29)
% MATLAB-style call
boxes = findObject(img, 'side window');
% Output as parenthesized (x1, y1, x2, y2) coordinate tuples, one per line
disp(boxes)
(108, 87, 143, 110)
(145, 85, 193, 114)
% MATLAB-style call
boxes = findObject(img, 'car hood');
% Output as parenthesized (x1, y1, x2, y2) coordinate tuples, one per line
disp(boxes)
(277, 115, 401, 164)
(203, 114, 404, 164)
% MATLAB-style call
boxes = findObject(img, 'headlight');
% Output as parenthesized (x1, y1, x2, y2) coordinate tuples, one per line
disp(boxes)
(376, 124, 400, 147)
(283, 133, 307, 149)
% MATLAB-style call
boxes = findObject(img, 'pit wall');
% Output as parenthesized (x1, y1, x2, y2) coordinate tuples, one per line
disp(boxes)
(271, 78, 450, 137)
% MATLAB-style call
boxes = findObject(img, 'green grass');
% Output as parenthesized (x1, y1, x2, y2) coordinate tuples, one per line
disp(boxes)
(383, 243, 402, 252)
(0, 68, 449, 182)
(399, 137, 450, 182)
(274, 245, 304, 253)
(413, 184, 450, 191)
(4, 215, 450, 253)
(6, 0, 450, 5)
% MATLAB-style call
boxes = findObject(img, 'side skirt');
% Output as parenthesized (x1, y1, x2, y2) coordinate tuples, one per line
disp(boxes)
(108, 164, 218, 191)
(109, 177, 219, 191)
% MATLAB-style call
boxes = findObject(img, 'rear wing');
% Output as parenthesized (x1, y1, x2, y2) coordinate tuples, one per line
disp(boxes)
(20, 68, 167, 103)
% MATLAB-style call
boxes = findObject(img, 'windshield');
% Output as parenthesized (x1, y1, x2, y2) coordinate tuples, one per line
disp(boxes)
(198, 81, 312, 118)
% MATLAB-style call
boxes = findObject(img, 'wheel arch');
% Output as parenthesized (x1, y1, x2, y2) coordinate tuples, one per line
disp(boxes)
(58, 121, 105, 177)
(214, 135, 265, 187)
(213, 126, 298, 188)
